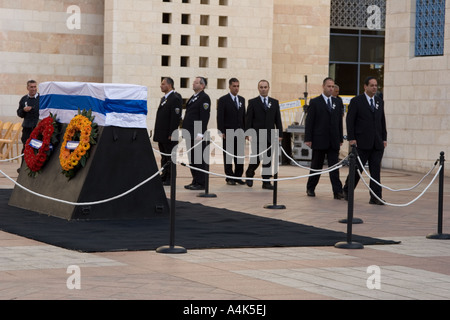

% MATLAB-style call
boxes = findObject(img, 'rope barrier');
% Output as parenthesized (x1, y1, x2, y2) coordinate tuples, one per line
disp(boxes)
(154, 138, 344, 176)
(0, 154, 23, 162)
(209, 139, 272, 159)
(280, 146, 349, 171)
(357, 165, 442, 207)
(0, 165, 166, 206)
(1, 146, 443, 210)
(356, 155, 439, 192)
(153, 138, 205, 157)
(154, 140, 273, 160)
(180, 161, 342, 182)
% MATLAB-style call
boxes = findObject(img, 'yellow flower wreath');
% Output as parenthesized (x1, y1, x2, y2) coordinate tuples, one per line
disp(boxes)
(59, 110, 98, 179)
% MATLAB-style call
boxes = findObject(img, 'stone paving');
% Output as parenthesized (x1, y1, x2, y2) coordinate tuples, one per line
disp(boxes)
(1, 151, 450, 302)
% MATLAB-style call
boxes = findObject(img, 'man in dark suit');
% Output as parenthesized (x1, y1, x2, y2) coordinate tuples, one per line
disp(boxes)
(343, 76, 387, 205)
(153, 77, 182, 185)
(245, 80, 283, 190)
(217, 78, 246, 185)
(332, 84, 345, 116)
(17, 80, 40, 156)
(305, 77, 344, 199)
(182, 77, 211, 190)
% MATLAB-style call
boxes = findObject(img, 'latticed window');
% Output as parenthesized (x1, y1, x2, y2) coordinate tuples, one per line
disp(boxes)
(415, 0, 446, 56)
(329, 0, 386, 95)
(330, 0, 386, 30)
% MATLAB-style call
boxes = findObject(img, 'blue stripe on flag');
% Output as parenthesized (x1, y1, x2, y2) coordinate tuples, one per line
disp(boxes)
(40, 94, 105, 115)
(105, 99, 148, 115)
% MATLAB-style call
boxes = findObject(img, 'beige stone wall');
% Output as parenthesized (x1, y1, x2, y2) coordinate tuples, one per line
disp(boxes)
(104, 0, 278, 132)
(1, 0, 331, 133)
(272, 0, 331, 102)
(384, 0, 450, 176)
(0, 1, 104, 121)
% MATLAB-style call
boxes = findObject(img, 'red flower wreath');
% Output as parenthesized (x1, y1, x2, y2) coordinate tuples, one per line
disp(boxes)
(24, 115, 59, 177)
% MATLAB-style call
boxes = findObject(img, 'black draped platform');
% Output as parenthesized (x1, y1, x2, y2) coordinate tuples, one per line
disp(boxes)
(8, 127, 169, 220)
(0, 189, 400, 252)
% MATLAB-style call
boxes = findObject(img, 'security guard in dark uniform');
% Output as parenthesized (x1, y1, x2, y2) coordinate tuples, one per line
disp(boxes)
(182, 77, 211, 190)
(153, 77, 182, 185)
(217, 78, 246, 185)
(245, 80, 283, 190)
(304, 77, 344, 199)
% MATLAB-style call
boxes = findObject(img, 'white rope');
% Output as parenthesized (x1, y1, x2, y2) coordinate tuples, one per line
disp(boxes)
(0, 154, 23, 162)
(181, 162, 342, 182)
(210, 139, 273, 159)
(0, 166, 165, 206)
(154, 139, 273, 160)
(153, 138, 213, 158)
(153, 148, 172, 157)
(280, 146, 349, 172)
(356, 155, 438, 192)
(357, 165, 442, 207)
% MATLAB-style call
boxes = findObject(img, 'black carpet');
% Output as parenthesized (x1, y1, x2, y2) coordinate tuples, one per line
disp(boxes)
(0, 189, 399, 252)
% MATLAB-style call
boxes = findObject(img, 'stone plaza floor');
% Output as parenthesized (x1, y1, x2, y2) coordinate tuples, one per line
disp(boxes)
(1, 151, 450, 305)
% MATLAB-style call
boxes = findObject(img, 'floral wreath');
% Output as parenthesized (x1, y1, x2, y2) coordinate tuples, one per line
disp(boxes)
(59, 109, 98, 180)
(24, 114, 59, 178)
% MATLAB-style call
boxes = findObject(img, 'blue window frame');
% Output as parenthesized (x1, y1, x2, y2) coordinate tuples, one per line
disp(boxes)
(415, 0, 446, 56)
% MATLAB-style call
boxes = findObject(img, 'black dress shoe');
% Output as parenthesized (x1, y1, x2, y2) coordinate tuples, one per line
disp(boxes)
(246, 179, 253, 187)
(262, 182, 274, 190)
(306, 189, 315, 197)
(343, 190, 348, 200)
(226, 180, 236, 185)
(184, 183, 194, 189)
(334, 192, 344, 200)
(369, 198, 385, 205)
(235, 179, 246, 185)
(187, 184, 205, 191)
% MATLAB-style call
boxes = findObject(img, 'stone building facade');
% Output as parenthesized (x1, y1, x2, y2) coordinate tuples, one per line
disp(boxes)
(384, 0, 450, 175)
(1, 0, 449, 176)
(0, 0, 329, 128)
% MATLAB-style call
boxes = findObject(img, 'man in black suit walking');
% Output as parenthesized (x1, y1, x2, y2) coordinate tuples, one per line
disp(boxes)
(305, 77, 344, 199)
(153, 77, 182, 185)
(343, 76, 387, 205)
(182, 77, 211, 190)
(245, 80, 283, 190)
(217, 78, 246, 185)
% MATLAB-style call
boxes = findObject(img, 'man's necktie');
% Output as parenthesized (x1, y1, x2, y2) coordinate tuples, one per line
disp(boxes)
(264, 98, 268, 110)
(234, 97, 239, 110)
(327, 98, 332, 111)
(370, 98, 375, 112)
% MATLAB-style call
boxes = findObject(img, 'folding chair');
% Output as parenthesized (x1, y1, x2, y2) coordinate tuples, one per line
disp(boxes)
(0, 122, 22, 162)
(0, 121, 12, 139)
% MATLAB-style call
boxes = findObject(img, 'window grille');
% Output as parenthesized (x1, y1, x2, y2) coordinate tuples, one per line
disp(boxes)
(415, 0, 445, 56)
(330, 0, 386, 30)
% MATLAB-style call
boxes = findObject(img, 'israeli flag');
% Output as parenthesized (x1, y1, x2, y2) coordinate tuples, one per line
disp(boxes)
(39, 82, 148, 128)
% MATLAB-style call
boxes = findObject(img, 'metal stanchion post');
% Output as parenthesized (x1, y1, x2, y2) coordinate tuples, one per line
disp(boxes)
(157, 143, 187, 254)
(198, 131, 217, 198)
(339, 145, 363, 225)
(427, 151, 450, 240)
(265, 141, 286, 210)
(335, 145, 364, 249)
